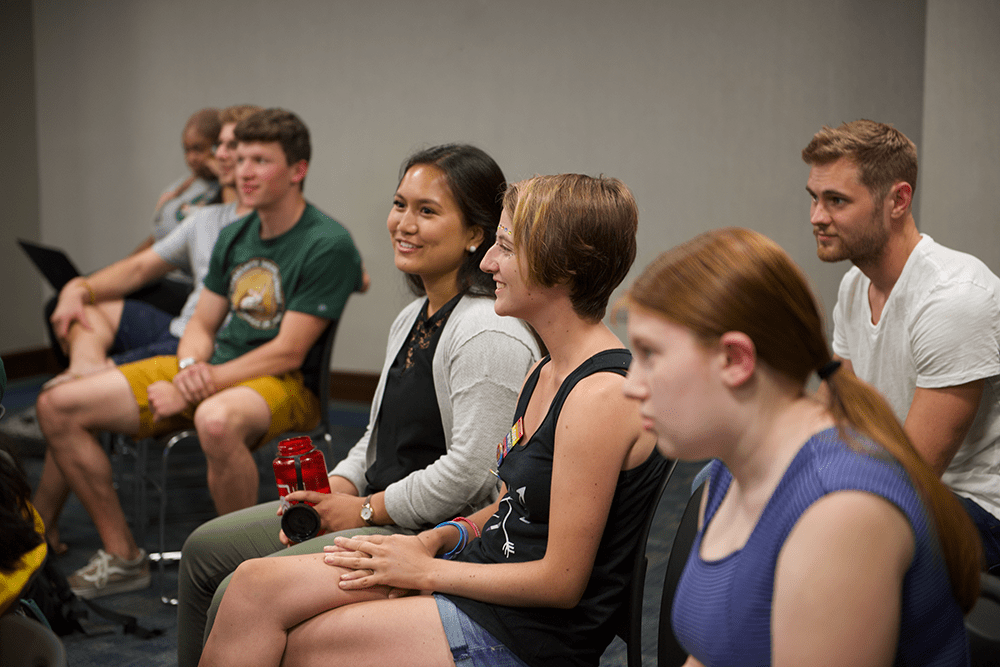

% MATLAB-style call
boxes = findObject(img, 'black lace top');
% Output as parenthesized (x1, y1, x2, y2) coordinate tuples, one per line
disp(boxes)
(364, 294, 462, 493)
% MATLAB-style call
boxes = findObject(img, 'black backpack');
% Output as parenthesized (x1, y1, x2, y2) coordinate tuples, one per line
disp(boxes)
(20, 555, 161, 639)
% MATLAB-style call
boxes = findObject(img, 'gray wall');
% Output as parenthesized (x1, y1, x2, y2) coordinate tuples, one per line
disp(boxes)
(920, 0, 1000, 270)
(1, 0, 43, 354)
(4, 0, 997, 373)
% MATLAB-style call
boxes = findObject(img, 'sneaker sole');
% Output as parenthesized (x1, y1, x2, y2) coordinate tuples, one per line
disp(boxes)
(71, 573, 152, 600)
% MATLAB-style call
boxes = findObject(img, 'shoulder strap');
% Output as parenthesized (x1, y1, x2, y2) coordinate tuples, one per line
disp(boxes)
(512, 355, 551, 422)
(546, 349, 632, 424)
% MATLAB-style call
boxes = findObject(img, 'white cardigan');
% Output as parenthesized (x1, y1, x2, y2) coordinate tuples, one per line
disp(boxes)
(329, 294, 540, 529)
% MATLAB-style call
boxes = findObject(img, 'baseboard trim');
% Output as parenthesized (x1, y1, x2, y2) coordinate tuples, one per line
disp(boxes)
(1, 347, 378, 404)
(328, 371, 378, 403)
(2, 347, 62, 380)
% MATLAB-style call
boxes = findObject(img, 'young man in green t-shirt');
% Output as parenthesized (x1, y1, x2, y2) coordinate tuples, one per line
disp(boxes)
(34, 109, 364, 599)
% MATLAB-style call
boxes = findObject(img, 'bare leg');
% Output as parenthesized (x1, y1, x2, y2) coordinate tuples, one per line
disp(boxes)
(200, 554, 393, 667)
(282, 596, 454, 667)
(46, 301, 124, 388)
(35, 368, 143, 560)
(193, 387, 271, 515)
(33, 450, 72, 552)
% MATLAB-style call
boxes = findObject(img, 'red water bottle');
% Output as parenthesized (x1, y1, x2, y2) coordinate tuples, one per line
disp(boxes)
(273, 436, 331, 542)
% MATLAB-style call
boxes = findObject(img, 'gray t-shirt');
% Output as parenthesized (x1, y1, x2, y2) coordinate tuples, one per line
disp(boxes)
(152, 201, 244, 338)
(152, 176, 221, 241)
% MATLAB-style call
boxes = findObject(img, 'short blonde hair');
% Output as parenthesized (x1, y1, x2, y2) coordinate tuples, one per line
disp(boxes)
(503, 174, 638, 322)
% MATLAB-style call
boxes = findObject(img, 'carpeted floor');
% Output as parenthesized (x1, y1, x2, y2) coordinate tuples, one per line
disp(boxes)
(3, 375, 702, 667)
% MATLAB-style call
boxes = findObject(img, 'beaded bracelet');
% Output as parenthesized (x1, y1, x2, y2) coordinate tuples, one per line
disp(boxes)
(435, 520, 468, 560)
(452, 516, 480, 539)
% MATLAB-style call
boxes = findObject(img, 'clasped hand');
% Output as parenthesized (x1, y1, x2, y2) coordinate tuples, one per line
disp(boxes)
(324, 533, 436, 596)
(147, 381, 189, 422)
(172, 362, 217, 404)
(146, 363, 216, 422)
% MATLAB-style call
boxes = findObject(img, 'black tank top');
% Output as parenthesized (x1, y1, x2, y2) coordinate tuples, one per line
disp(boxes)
(446, 349, 668, 667)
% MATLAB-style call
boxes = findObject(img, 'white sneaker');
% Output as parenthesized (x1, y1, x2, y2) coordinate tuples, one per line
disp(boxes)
(0, 405, 44, 442)
(67, 549, 151, 599)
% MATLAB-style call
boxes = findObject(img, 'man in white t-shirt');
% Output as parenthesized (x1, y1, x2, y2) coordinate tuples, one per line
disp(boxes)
(803, 119, 1000, 572)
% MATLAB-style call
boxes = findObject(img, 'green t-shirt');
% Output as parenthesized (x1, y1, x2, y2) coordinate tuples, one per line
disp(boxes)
(202, 203, 362, 365)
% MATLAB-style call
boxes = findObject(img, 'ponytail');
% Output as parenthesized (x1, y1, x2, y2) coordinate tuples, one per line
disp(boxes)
(823, 364, 982, 612)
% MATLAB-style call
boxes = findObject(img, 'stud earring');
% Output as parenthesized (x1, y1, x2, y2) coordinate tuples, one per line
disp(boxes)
(468, 245, 477, 253)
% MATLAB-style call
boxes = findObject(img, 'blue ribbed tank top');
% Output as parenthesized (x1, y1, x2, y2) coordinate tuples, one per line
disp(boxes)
(671, 428, 969, 666)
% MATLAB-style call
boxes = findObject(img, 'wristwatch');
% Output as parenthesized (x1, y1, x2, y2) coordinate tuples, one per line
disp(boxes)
(178, 357, 197, 371)
(360, 496, 376, 526)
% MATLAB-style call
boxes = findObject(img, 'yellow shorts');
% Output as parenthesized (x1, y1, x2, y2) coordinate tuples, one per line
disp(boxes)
(120, 356, 321, 448)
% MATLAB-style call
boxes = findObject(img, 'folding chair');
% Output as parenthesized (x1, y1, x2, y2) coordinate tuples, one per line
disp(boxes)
(614, 457, 678, 667)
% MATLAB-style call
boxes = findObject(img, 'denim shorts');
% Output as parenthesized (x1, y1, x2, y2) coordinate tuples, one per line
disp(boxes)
(433, 595, 529, 667)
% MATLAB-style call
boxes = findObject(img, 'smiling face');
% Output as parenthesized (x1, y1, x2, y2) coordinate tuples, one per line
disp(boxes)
(235, 140, 304, 212)
(214, 122, 238, 187)
(387, 164, 482, 298)
(623, 308, 727, 460)
(806, 157, 890, 266)
(480, 209, 550, 319)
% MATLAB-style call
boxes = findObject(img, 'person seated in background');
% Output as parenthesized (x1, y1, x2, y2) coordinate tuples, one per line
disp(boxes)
(176, 143, 540, 667)
(0, 450, 47, 617)
(199, 173, 667, 667)
(803, 119, 1000, 572)
(44, 104, 262, 390)
(34, 104, 261, 557)
(33, 108, 365, 600)
(622, 228, 980, 666)
(147, 107, 224, 249)
(0, 357, 49, 616)
(40, 107, 223, 376)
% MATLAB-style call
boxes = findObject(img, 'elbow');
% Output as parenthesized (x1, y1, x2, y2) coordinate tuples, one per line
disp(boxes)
(545, 576, 588, 609)
(549, 591, 584, 610)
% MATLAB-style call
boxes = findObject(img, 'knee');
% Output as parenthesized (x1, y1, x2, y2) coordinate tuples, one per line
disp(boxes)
(229, 558, 272, 595)
(36, 386, 76, 440)
(193, 402, 243, 453)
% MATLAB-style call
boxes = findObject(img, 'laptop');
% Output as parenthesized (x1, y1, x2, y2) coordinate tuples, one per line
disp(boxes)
(18, 239, 82, 291)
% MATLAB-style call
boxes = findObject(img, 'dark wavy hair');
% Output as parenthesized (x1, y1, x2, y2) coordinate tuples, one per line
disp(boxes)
(398, 144, 506, 298)
(0, 448, 43, 572)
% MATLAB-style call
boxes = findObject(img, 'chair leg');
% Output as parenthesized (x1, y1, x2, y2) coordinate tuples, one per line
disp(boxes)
(149, 430, 192, 606)
(134, 435, 148, 549)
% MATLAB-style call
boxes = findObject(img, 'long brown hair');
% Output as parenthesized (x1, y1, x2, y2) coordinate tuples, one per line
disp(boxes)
(627, 227, 981, 612)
